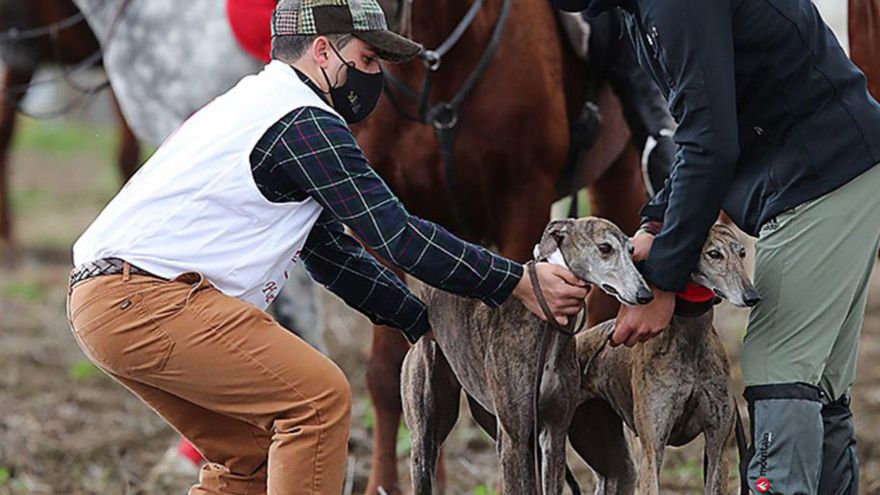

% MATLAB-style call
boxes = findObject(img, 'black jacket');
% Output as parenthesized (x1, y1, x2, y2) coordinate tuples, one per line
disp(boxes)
(555, 0, 880, 291)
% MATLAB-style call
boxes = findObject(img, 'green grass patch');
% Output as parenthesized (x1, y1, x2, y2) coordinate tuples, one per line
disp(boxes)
(1, 280, 44, 301)
(12, 118, 117, 155)
(359, 398, 375, 430)
(10, 187, 50, 211)
(356, 402, 411, 456)
(396, 423, 411, 457)
(68, 360, 102, 381)
(668, 456, 703, 480)
(472, 484, 499, 495)
(0, 467, 9, 484)
(555, 188, 592, 218)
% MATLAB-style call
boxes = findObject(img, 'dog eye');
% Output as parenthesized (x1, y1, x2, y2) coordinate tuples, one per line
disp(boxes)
(598, 243, 613, 254)
(707, 249, 723, 259)
(739, 248, 746, 258)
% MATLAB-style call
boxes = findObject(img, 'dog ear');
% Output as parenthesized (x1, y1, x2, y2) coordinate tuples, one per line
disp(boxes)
(534, 219, 573, 260)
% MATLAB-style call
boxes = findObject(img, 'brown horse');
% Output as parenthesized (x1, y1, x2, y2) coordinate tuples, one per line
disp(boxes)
(850, 0, 880, 261)
(850, 0, 880, 99)
(0, 0, 139, 257)
(356, 0, 646, 492)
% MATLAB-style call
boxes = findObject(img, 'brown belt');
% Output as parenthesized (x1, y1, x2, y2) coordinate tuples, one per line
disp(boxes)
(69, 257, 162, 288)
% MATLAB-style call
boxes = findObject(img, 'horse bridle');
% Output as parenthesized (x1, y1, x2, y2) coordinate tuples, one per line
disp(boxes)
(0, 0, 133, 119)
(527, 259, 588, 495)
(383, 0, 513, 239)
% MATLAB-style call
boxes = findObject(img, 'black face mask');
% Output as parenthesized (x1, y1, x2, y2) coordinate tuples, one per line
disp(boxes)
(321, 43, 384, 124)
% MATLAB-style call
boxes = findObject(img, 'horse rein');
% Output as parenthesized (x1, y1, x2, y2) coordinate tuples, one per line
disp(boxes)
(0, 0, 133, 119)
(382, 0, 513, 239)
(526, 260, 587, 495)
(0, 12, 87, 44)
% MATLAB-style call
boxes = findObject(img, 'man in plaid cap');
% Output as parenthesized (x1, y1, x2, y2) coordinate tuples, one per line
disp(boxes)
(67, 0, 591, 493)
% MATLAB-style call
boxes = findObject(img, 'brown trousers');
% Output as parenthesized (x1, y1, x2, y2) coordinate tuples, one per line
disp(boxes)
(66, 269, 352, 495)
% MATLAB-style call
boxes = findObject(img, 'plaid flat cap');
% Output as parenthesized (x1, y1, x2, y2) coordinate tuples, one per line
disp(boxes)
(272, 0, 422, 63)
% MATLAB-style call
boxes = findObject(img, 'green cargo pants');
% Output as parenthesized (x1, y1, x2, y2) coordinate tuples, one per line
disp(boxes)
(742, 163, 880, 495)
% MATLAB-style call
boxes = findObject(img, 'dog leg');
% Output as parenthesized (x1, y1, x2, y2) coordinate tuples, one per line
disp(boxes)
(634, 401, 677, 495)
(569, 399, 636, 495)
(498, 425, 535, 494)
(539, 422, 570, 495)
(401, 339, 462, 495)
(702, 413, 735, 495)
(467, 395, 498, 441)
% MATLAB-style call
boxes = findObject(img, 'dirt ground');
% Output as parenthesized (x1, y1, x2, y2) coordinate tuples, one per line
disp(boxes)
(2, 122, 880, 494)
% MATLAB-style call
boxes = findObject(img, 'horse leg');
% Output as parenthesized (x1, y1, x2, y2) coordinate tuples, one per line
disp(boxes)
(0, 67, 34, 261)
(110, 93, 140, 181)
(365, 320, 410, 495)
(401, 338, 462, 495)
(587, 144, 646, 324)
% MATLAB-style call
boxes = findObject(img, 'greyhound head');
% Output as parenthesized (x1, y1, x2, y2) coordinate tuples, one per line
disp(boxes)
(533, 217, 653, 306)
(691, 224, 762, 308)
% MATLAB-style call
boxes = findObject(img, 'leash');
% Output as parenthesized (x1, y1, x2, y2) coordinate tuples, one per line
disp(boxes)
(1, 0, 133, 119)
(526, 260, 587, 495)
(381, 0, 512, 239)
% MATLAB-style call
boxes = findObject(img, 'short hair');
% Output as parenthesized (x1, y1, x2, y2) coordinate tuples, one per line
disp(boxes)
(271, 34, 354, 63)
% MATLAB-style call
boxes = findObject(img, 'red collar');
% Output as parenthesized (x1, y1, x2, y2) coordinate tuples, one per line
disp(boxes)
(677, 282, 715, 303)
(674, 282, 716, 317)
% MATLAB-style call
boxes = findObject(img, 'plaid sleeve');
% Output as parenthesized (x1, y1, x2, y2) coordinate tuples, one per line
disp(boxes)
(301, 211, 429, 342)
(253, 106, 523, 312)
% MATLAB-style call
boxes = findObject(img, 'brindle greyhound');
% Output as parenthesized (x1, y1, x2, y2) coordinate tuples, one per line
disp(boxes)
(401, 217, 652, 495)
(569, 223, 760, 495)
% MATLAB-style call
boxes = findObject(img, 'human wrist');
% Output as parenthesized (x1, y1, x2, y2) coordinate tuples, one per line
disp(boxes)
(638, 220, 663, 236)
(512, 266, 530, 301)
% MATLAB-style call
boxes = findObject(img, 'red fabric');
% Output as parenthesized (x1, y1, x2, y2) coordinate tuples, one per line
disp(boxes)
(177, 438, 205, 466)
(676, 282, 715, 303)
(227, 0, 276, 63)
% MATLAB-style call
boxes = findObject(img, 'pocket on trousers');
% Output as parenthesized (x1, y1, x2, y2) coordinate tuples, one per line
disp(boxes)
(72, 292, 175, 376)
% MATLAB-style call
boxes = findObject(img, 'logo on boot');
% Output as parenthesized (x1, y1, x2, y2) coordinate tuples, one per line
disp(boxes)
(755, 477, 771, 493)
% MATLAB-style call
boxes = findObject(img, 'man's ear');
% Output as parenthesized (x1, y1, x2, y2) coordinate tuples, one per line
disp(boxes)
(312, 36, 331, 68)
(535, 219, 573, 260)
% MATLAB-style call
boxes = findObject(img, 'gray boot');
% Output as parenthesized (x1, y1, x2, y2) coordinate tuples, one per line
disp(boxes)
(818, 395, 859, 495)
(745, 383, 823, 495)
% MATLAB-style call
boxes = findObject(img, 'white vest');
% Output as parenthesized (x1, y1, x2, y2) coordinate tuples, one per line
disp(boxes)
(74, 61, 341, 309)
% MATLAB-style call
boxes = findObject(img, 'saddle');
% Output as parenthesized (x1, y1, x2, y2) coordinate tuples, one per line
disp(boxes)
(226, 0, 277, 62)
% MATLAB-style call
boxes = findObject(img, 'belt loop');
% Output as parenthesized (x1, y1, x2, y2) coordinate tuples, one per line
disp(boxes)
(122, 261, 131, 282)
(184, 273, 206, 306)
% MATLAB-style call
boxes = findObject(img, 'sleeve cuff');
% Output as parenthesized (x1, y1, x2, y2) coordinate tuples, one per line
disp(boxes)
(639, 220, 663, 236)
(475, 258, 524, 307)
(642, 258, 689, 293)
(401, 310, 431, 343)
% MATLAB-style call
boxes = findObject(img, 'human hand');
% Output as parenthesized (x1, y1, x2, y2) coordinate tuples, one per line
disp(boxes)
(632, 230, 655, 262)
(513, 263, 590, 325)
(611, 287, 674, 347)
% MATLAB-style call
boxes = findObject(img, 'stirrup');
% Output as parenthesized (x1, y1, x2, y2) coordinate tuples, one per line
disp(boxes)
(641, 128, 675, 197)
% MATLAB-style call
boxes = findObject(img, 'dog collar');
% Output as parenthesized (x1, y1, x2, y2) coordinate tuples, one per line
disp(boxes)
(674, 297, 716, 317)
(674, 282, 717, 317)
